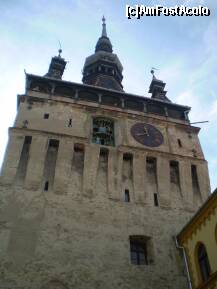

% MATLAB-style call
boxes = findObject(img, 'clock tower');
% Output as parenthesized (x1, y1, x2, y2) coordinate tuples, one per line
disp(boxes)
(0, 18, 210, 289)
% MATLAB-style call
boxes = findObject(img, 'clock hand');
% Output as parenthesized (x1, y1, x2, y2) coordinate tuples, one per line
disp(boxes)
(135, 133, 149, 136)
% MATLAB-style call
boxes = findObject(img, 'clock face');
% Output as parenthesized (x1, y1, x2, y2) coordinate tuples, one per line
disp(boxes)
(131, 123, 164, 147)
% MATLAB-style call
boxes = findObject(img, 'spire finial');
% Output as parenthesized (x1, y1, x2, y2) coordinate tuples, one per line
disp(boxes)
(58, 49, 62, 57)
(58, 40, 62, 57)
(102, 15, 107, 37)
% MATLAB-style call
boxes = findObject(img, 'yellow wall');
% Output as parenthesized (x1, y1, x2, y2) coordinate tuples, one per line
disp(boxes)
(181, 202, 217, 289)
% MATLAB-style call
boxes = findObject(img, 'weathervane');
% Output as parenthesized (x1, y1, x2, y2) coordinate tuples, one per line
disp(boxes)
(58, 40, 62, 57)
(150, 67, 158, 79)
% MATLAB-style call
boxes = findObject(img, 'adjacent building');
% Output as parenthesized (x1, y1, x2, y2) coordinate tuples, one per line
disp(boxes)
(177, 189, 217, 289)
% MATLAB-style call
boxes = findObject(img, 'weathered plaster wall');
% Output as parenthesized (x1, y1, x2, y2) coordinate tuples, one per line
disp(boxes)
(15, 97, 204, 159)
(0, 182, 193, 289)
(0, 95, 211, 289)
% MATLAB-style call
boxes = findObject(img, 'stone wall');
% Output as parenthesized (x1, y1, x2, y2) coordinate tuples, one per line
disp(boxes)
(0, 182, 193, 289)
(0, 93, 210, 289)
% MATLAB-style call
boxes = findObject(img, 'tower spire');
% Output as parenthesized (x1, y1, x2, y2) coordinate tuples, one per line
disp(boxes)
(82, 17, 123, 91)
(102, 15, 107, 37)
(95, 16, 112, 53)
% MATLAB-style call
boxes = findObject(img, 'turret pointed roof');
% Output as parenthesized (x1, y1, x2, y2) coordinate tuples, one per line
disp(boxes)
(95, 16, 113, 53)
(149, 70, 171, 103)
(45, 49, 66, 79)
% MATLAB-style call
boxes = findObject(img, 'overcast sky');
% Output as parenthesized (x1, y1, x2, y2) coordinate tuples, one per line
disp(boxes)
(0, 0, 216, 190)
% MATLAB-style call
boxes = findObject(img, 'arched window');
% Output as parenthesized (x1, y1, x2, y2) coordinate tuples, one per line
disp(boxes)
(197, 243, 211, 282)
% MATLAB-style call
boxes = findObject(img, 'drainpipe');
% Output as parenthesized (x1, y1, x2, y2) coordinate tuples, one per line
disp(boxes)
(175, 236, 193, 289)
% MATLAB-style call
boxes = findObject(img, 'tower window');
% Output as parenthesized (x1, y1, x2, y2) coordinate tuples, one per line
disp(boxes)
(192, 149, 197, 157)
(170, 161, 180, 186)
(177, 139, 182, 147)
(130, 236, 150, 265)
(44, 113, 49, 119)
(74, 143, 85, 153)
(42, 139, 59, 192)
(92, 117, 114, 146)
(154, 193, 159, 206)
(72, 143, 85, 174)
(68, 118, 72, 127)
(191, 165, 200, 194)
(49, 139, 59, 148)
(146, 157, 158, 200)
(22, 120, 28, 128)
(197, 243, 211, 282)
(44, 181, 49, 191)
(16, 135, 32, 182)
(124, 189, 130, 202)
(24, 136, 32, 145)
(123, 153, 133, 161)
(146, 157, 157, 174)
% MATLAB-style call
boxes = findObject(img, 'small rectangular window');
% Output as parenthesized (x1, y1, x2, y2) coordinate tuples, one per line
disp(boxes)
(49, 139, 59, 148)
(130, 236, 150, 265)
(123, 153, 133, 161)
(44, 181, 49, 191)
(124, 189, 130, 202)
(74, 143, 85, 153)
(154, 193, 159, 207)
(68, 118, 72, 127)
(24, 135, 32, 145)
(177, 139, 182, 147)
(44, 113, 49, 119)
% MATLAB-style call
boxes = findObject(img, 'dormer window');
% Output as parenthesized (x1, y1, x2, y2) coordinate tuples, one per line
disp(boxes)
(92, 117, 114, 146)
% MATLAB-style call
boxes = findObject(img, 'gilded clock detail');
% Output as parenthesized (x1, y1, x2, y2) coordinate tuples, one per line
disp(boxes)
(131, 123, 164, 147)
